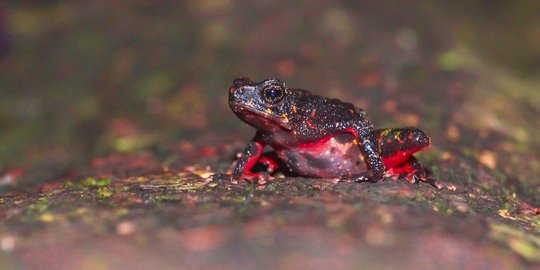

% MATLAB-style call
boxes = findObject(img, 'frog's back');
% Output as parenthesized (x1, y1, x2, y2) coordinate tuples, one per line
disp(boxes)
(293, 91, 366, 126)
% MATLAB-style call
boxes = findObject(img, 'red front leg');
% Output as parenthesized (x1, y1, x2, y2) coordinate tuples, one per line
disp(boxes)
(232, 132, 265, 182)
(258, 153, 281, 173)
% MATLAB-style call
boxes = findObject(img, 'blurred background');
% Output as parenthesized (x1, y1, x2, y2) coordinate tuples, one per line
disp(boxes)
(1, 2, 540, 269)
(1, 0, 540, 185)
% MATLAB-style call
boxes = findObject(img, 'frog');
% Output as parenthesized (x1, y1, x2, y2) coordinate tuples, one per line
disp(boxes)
(229, 78, 442, 189)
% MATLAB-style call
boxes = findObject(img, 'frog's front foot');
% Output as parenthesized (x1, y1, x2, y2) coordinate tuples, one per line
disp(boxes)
(232, 172, 258, 183)
(231, 172, 274, 185)
(258, 153, 282, 174)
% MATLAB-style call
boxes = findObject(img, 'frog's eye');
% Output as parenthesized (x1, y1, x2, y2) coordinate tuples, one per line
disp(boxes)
(262, 84, 285, 104)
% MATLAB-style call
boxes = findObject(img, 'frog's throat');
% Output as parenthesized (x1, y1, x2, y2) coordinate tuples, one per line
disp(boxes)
(230, 103, 292, 130)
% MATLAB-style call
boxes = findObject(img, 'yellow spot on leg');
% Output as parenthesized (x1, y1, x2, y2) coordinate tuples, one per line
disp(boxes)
(281, 114, 289, 122)
(380, 129, 392, 137)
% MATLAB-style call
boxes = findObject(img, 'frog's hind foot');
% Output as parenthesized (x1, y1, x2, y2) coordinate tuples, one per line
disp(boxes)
(423, 177, 444, 190)
(384, 157, 426, 180)
(384, 157, 444, 189)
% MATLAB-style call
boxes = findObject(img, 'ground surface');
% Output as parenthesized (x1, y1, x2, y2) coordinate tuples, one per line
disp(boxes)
(1, 1, 540, 269)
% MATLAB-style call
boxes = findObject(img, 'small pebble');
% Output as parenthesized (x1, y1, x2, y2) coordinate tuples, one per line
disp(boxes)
(1, 236, 15, 252)
(116, 221, 136, 235)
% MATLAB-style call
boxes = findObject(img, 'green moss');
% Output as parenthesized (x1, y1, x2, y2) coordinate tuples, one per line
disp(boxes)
(415, 191, 426, 202)
(490, 223, 540, 262)
(295, 181, 317, 194)
(96, 187, 114, 199)
(491, 169, 508, 184)
(243, 185, 255, 192)
(24, 196, 51, 214)
(113, 208, 129, 218)
(200, 203, 218, 211)
(140, 175, 208, 190)
(265, 182, 281, 192)
(533, 218, 540, 234)
(25, 202, 48, 213)
(437, 49, 466, 72)
(153, 194, 181, 202)
(113, 134, 161, 153)
(80, 177, 111, 187)
(227, 195, 247, 204)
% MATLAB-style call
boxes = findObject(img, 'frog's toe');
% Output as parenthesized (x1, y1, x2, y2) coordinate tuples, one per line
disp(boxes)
(405, 173, 418, 184)
(352, 172, 378, 183)
(430, 179, 444, 190)
(423, 177, 454, 190)
(384, 168, 402, 181)
(232, 172, 261, 183)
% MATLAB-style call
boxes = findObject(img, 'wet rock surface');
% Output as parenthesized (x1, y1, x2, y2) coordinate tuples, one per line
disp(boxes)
(0, 147, 538, 269)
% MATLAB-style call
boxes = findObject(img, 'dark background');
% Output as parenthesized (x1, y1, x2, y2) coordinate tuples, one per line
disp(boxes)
(0, 2, 540, 269)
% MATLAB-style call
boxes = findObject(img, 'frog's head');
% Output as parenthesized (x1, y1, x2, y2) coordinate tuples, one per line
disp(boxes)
(229, 78, 294, 131)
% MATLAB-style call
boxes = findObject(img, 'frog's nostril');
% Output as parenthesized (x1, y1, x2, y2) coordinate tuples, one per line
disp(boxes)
(230, 87, 244, 101)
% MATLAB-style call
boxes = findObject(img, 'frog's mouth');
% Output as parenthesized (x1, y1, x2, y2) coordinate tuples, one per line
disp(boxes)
(230, 103, 292, 130)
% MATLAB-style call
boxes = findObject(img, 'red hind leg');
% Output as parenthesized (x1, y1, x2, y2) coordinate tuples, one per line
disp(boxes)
(375, 128, 444, 189)
(384, 156, 427, 182)
(376, 128, 431, 168)
(385, 157, 443, 189)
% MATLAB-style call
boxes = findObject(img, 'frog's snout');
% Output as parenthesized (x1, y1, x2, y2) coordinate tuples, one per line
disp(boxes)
(230, 78, 252, 95)
(229, 78, 258, 107)
(230, 78, 257, 101)
(233, 77, 253, 88)
(229, 83, 245, 100)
